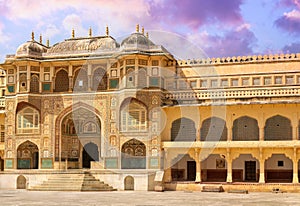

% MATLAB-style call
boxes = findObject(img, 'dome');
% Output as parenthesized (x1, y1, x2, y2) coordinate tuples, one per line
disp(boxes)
(47, 36, 119, 54)
(121, 33, 155, 49)
(16, 41, 48, 56)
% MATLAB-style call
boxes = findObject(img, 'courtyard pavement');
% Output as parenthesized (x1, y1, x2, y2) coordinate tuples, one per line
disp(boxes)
(1, 190, 300, 206)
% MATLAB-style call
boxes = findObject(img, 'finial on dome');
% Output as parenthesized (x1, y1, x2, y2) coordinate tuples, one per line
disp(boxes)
(136, 24, 139, 33)
(146, 32, 149, 38)
(72, 28, 75, 38)
(39, 34, 42, 44)
(89, 27, 92, 37)
(106, 25, 109, 36)
(141, 26, 144, 35)
(31, 31, 35, 41)
(46, 39, 50, 47)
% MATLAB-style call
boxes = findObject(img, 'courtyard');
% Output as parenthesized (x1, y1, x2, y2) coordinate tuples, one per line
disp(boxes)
(0, 190, 300, 206)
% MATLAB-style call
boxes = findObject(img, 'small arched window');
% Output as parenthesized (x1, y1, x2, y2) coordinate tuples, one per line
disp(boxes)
(17, 107, 40, 134)
(120, 99, 147, 132)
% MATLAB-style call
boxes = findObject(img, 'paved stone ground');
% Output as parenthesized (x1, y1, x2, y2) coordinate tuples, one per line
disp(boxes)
(1, 190, 300, 206)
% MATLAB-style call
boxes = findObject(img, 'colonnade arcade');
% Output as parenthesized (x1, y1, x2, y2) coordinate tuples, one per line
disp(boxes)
(164, 148, 300, 184)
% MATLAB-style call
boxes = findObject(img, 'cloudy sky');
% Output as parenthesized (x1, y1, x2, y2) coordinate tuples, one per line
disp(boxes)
(0, 0, 300, 61)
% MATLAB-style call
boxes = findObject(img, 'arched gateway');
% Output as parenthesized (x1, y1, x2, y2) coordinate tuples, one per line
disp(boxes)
(55, 104, 101, 169)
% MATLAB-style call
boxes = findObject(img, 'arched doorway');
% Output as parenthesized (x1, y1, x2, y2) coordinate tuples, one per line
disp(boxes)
(124, 176, 134, 190)
(59, 107, 101, 169)
(82, 142, 99, 168)
(121, 139, 146, 169)
(17, 141, 39, 169)
(17, 175, 27, 189)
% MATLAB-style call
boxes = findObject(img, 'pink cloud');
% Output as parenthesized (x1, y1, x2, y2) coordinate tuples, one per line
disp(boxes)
(275, 10, 300, 34)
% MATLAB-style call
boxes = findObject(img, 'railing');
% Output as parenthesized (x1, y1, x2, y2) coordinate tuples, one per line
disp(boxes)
(162, 140, 300, 149)
(164, 86, 300, 101)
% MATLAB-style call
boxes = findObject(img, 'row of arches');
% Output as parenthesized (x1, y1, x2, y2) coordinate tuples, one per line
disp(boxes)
(27, 66, 156, 93)
(172, 153, 295, 183)
(17, 138, 147, 170)
(55, 68, 108, 92)
(16, 97, 148, 135)
(171, 115, 293, 141)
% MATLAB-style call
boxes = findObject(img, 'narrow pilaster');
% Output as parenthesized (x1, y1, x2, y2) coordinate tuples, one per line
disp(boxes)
(68, 64, 73, 92)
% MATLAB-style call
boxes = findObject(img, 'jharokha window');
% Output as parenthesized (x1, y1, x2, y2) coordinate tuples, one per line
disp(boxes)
(121, 99, 147, 132)
(17, 107, 39, 134)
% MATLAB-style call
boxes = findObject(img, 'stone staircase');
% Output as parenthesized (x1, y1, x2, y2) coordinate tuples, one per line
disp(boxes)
(29, 172, 116, 191)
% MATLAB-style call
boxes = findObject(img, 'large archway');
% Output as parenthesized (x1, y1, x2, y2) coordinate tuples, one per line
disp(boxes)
(17, 141, 39, 169)
(57, 106, 101, 169)
(82, 142, 99, 168)
(121, 139, 146, 169)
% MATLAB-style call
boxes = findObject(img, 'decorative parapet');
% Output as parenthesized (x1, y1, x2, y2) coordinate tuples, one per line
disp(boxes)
(164, 86, 300, 102)
(177, 53, 300, 66)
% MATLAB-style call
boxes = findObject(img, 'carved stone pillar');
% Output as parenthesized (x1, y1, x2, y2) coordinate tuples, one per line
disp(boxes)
(226, 149, 232, 183)
(195, 149, 201, 182)
(293, 148, 299, 184)
(259, 149, 265, 183)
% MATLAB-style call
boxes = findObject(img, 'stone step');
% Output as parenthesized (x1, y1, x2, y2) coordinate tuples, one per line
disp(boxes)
(29, 172, 116, 192)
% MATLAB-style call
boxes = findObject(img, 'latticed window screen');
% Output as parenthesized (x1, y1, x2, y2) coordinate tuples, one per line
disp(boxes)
(232, 116, 259, 141)
(55, 70, 69, 92)
(201, 117, 227, 141)
(93, 68, 107, 90)
(121, 100, 147, 132)
(30, 75, 39, 93)
(265, 115, 292, 140)
(171, 118, 196, 141)
(137, 68, 147, 88)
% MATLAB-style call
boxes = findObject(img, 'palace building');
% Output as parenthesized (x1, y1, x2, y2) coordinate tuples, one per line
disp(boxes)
(1, 25, 300, 192)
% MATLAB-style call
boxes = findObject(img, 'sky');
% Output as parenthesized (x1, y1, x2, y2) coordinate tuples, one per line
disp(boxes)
(0, 0, 300, 62)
